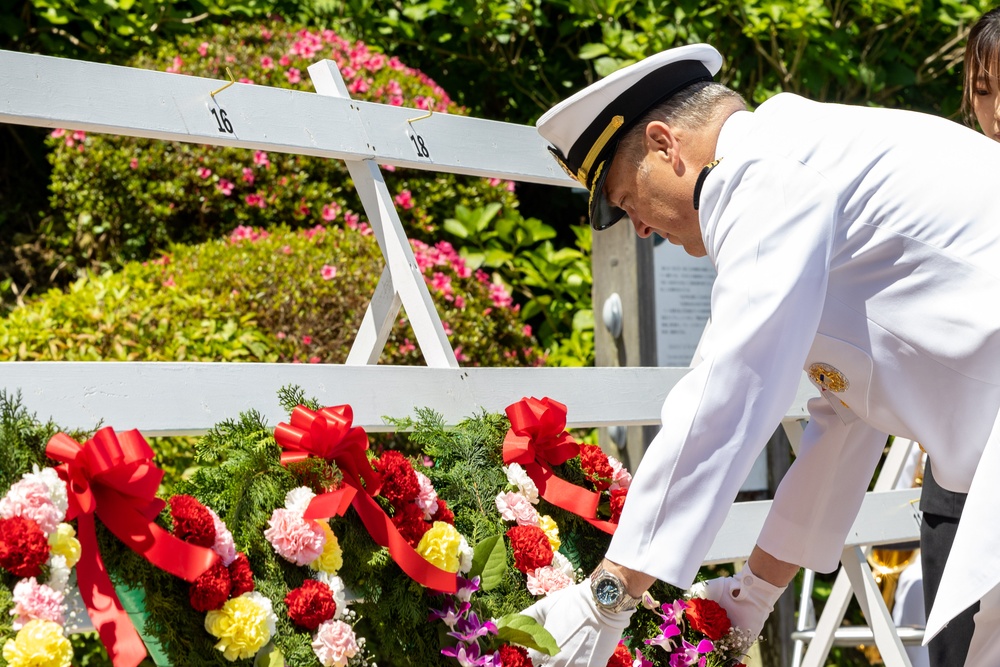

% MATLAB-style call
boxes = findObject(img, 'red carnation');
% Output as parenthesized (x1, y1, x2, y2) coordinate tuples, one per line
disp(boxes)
(606, 642, 633, 667)
(0, 516, 50, 577)
(170, 494, 216, 547)
(579, 444, 614, 491)
(228, 552, 255, 597)
(498, 644, 532, 667)
(609, 488, 628, 524)
(285, 579, 337, 630)
(392, 502, 432, 547)
(374, 450, 420, 508)
(432, 498, 455, 524)
(189, 561, 231, 612)
(505, 525, 553, 573)
(685, 597, 732, 641)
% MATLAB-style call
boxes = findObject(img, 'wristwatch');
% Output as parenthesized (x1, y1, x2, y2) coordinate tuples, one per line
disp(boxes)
(590, 566, 643, 613)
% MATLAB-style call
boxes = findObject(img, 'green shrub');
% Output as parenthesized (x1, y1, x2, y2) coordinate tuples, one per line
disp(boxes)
(34, 22, 519, 283)
(0, 222, 541, 367)
(444, 203, 593, 366)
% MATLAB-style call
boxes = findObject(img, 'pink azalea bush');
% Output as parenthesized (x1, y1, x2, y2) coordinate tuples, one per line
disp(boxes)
(39, 22, 520, 284)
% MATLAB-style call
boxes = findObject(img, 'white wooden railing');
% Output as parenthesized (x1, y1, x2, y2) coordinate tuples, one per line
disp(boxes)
(0, 49, 922, 666)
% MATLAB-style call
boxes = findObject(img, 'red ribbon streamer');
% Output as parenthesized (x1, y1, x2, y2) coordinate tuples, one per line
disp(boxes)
(275, 404, 457, 593)
(503, 397, 618, 534)
(46, 428, 220, 667)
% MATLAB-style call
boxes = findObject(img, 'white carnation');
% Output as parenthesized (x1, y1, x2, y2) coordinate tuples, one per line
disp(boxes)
(47, 554, 71, 593)
(314, 572, 348, 618)
(285, 486, 317, 515)
(502, 463, 539, 504)
(550, 551, 577, 579)
(457, 536, 473, 575)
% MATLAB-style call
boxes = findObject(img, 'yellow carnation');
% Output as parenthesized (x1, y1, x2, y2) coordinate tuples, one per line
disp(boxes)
(309, 522, 343, 574)
(539, 515, 561, 551)
(416, 521, 463, 573)
(204, 593, 275, 661)
(49, 523, 81, 568)
(2, 619, 73, 667)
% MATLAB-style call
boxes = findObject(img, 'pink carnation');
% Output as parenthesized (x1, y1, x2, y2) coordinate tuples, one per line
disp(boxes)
(0, 479, 63, 535)
(264, 508, 326, 566)
(11, 577, 65, 629)
(526, 565, 573, 597)
(495, 492, 539, 526)
(206, 507, 237, 566)
(312, 619, 360, 667)
(608, 456, 632, 491)
(414, 472, 439, 520)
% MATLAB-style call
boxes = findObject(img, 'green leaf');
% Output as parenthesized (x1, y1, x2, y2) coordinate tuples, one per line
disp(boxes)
(496, 613, 559, 655)
(475, 202, 504, 232)
(443, 218, 470, 239)
(578, 42, 610, 60)
(253, 642, 284, 667)
(468, 534, 507, 590)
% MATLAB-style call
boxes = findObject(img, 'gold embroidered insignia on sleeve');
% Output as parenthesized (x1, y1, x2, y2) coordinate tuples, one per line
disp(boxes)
(808, 362, 849, 393)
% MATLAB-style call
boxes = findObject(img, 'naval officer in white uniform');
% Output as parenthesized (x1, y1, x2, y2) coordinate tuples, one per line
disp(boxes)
(523, 43, 1000, 666)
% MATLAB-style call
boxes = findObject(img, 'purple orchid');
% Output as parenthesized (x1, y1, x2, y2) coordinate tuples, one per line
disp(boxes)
(442, 642, 497, 667)
(645, 621, 681, 651)
(448, 611, 499, 643)
(456, 575, 482, 603)
(634, 649, 655, 667)
(658, 599, 688, 626)
(429, 600, 472, 629)
(667, 639, 715, 667)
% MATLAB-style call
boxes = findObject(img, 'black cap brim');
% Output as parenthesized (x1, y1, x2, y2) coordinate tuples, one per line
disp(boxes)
(587, 157, 628, 231)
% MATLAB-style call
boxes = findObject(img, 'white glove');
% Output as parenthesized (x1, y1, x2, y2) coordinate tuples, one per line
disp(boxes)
(521, 580, 634, 666)
(688, 563, 786, 644)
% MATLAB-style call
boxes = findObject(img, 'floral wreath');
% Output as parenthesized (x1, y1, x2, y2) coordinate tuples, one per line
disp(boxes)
(0, 465, 81, 667)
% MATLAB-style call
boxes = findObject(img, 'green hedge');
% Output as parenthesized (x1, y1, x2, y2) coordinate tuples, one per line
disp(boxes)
(0, 222, 540, 367)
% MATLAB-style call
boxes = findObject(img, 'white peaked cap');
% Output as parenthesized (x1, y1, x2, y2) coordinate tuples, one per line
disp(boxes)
(536, 44, 723, 230)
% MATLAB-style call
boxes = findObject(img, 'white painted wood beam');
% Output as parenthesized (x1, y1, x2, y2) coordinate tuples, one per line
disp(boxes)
(0, 50, 575, 188)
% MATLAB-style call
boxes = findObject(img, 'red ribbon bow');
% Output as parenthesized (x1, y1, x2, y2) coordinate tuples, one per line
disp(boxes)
(46, 428, 220, 667)
(275, 405, 457, 593)
(503, 397, 617, 534)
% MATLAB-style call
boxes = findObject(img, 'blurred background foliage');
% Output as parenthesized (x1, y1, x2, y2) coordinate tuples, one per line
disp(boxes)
(1, 0, 994, 369)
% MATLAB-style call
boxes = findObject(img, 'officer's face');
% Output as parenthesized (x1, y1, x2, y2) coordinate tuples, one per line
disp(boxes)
(603, 125, 707, 257)
(972, 75, 1000, 142)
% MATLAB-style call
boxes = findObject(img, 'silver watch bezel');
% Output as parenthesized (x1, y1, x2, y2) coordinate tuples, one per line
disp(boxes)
(590, 566, 642, 612)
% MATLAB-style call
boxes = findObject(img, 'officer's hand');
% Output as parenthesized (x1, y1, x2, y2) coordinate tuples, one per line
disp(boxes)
(521, 580, 634, 666)
(688, 563, 785, 646)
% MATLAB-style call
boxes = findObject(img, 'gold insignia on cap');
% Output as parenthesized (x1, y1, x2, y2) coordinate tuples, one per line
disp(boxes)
(808, 363, 849, 393)
(578, 115, 624, 186)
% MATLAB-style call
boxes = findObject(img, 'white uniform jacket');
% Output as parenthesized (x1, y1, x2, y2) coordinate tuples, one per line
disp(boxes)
(605, 93, 1000, 638)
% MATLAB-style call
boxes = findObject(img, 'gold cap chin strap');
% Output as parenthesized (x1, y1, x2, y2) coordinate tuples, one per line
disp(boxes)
(577, 115, 624, 186)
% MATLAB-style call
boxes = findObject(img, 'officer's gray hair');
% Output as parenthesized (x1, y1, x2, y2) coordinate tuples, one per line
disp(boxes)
(618, 81, 745, 167)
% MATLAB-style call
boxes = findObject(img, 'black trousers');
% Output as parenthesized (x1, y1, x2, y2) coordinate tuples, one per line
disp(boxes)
(920, 463, 979, 667)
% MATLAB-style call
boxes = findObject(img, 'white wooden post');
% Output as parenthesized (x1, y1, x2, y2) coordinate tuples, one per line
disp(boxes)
(797, 438, 922, 667)
(307, 61, 456, 367)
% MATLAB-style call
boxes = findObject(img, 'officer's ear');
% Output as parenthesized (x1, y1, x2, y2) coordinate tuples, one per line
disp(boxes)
(644, 120, 680, 168)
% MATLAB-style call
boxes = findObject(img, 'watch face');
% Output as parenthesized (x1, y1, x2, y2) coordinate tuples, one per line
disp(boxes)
(594, 578, 621, 606)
